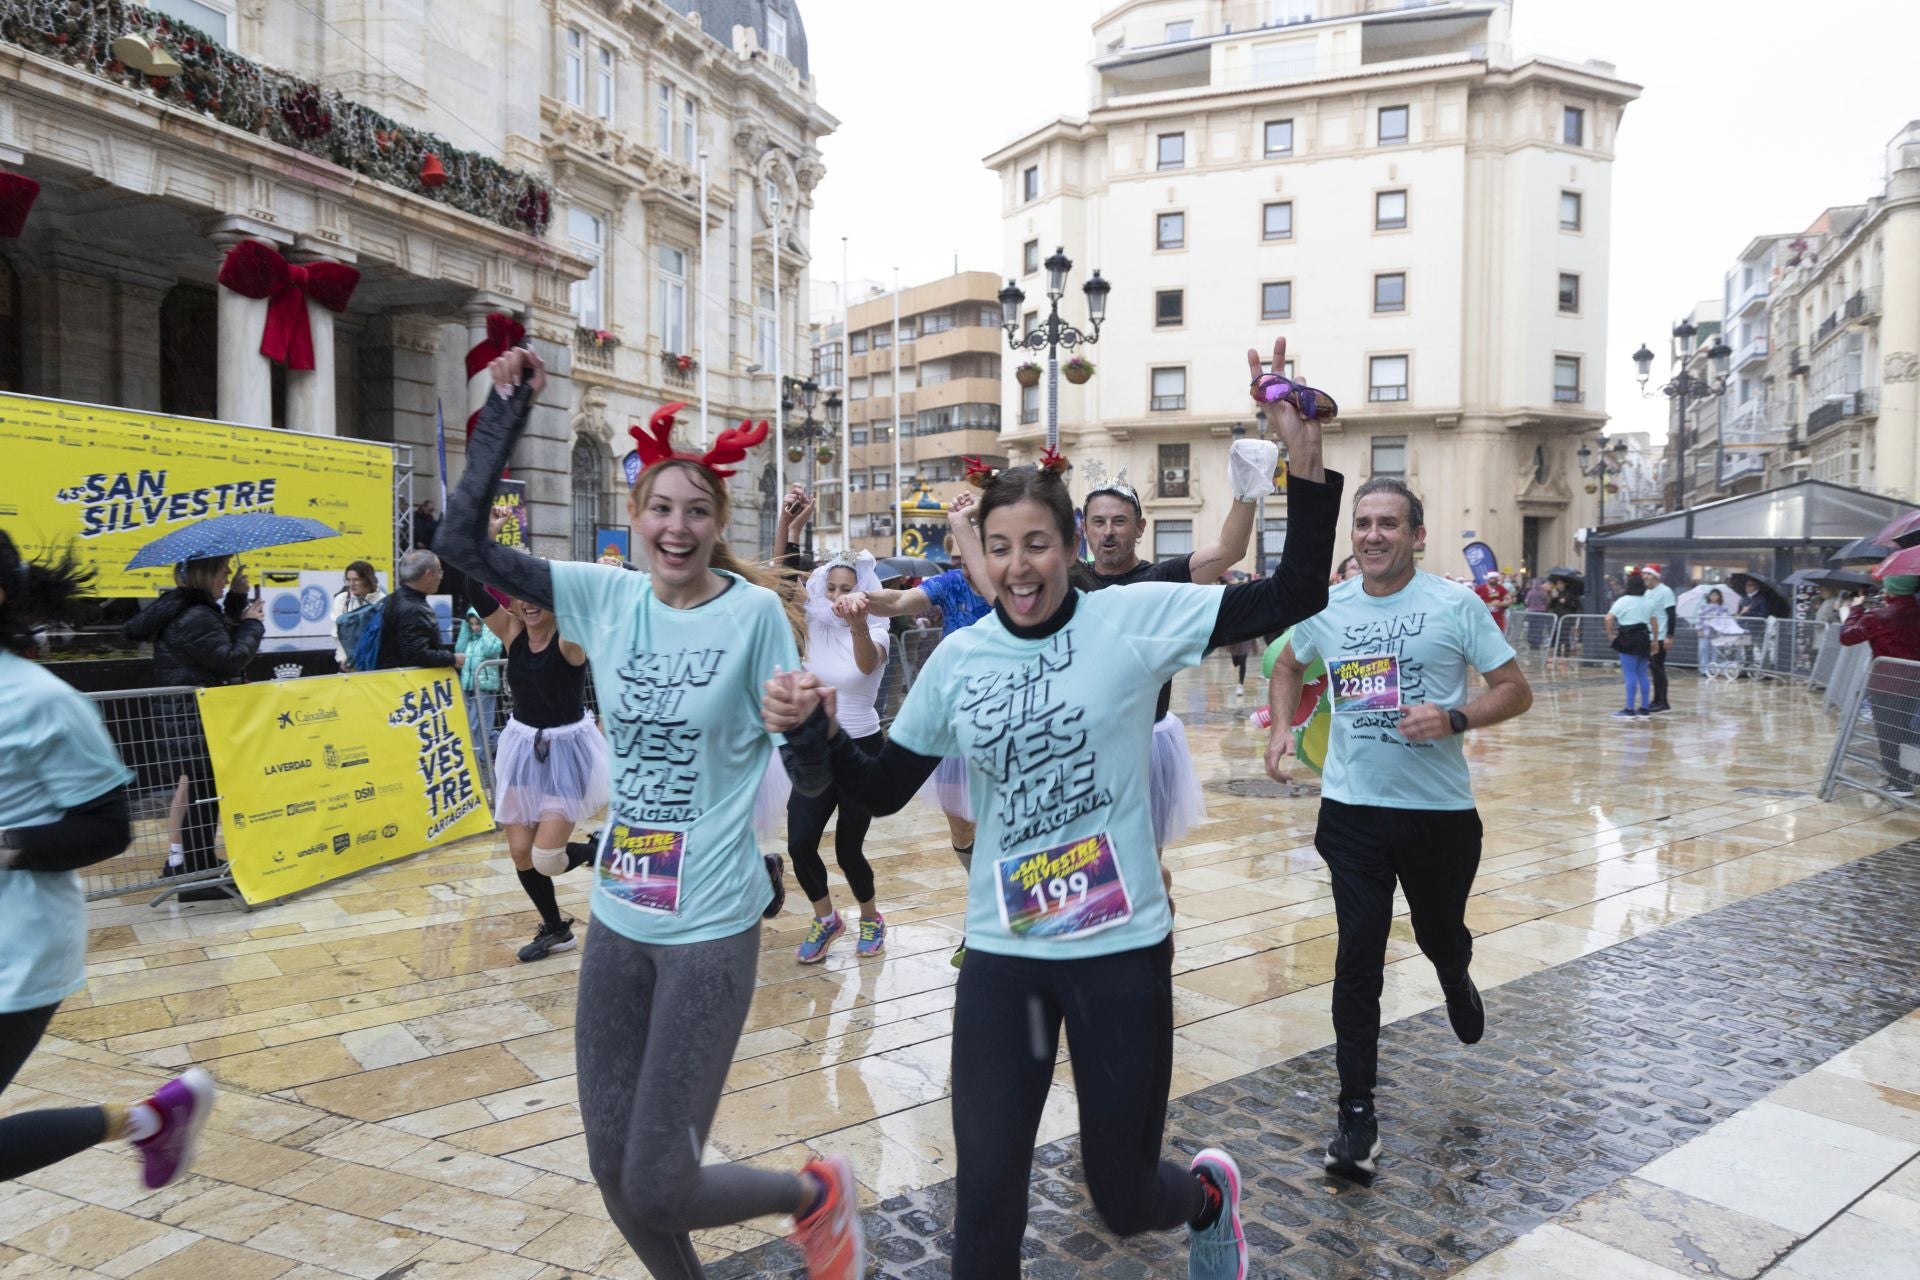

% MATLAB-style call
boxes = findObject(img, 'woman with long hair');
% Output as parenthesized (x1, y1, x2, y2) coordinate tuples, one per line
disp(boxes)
(331, 558, 384, 670)
(437, 355, 862, 1280)
(1605, 572, 1664, 718)
(0, 532, 217, 1188)
(789, 550, 891, 962)
(766, 338, 1341, 1279)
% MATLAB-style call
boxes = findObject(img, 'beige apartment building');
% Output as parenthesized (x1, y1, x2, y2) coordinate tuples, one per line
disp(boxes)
(839, 271, 1008, 559)
(984, 0, 1638, 576)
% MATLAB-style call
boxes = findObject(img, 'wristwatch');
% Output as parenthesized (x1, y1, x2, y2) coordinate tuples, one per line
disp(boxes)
(1447, 708, 1469, 736)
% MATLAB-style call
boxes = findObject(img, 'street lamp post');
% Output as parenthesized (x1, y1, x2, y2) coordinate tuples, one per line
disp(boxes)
(1633, 319, 1730, 511)
(1577, 435, 1632, 526)
(780, 375, 843, 562)
(998, 249, 1110, 453)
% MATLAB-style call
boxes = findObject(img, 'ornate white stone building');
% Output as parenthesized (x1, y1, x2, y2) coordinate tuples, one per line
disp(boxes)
(0, 0, 832, 557)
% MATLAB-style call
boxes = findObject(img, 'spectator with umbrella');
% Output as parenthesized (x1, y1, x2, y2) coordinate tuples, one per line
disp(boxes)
(1840, 549, 1920, 797)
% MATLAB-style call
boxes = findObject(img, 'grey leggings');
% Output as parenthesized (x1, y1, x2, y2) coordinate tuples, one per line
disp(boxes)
(576, 919, 803, 1278)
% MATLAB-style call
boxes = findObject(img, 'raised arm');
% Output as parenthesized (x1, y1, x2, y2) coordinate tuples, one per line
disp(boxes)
(438, 350, 556, 611)
(945, 492, 995, 601)
(1186, 437, 1277, 583)
(1207, 471, 1342, 648)
(767, 676, 939, 812)
(843, 586, 931, 620)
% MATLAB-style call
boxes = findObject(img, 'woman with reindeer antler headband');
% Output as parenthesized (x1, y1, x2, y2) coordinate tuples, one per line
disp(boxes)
(438, 349, 864, 1280)
(765, 336, 1344, 1278)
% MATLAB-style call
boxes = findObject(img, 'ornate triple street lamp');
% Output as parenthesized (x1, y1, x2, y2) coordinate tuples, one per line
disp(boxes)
(999, 249, 1110, 452)
(780, 374, 842, 561)
(1633, 319, 1730, 511)
(1577, 435, 1631, 526)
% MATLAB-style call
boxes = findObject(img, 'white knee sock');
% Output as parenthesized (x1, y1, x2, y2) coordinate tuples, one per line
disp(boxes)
(531, 845, 569, 877)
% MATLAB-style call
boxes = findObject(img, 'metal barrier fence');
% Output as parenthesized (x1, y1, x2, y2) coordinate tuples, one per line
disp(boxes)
(1541, 613, 1832, 683)
(1821, 655, 1920, 809)
(81, 685, 241, 906)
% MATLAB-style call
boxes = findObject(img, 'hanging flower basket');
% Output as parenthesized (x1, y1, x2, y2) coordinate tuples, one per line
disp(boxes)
(786, 443, 805, 463)
(576, 327, 619, 350)
(1064, 356, 1095, 385)
(1015, 362, 1041, 388)
(816, 445, 834, 464)
(662, 351, 695, 373)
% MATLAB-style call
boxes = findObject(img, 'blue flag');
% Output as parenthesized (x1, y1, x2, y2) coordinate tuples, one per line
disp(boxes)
(1462, 541, 1498, 584)
(435, 398, 449, 511)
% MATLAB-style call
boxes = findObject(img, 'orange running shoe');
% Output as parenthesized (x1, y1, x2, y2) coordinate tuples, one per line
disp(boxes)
(789, 1154, 863, 1279)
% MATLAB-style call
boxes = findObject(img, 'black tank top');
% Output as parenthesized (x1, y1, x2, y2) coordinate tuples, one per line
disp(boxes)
(507, 630, 587, 729)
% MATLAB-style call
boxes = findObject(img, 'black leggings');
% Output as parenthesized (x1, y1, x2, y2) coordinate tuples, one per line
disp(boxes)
(786, 730, 881, 905)
(1, 1003, 108, 1180)
(1230, 653, 1248, 682)
(950, 935, 1204, 1276)
(1315, 798, 1482, 1106)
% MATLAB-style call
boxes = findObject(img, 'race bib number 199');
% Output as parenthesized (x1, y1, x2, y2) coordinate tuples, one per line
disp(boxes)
(1329, 654, 1401, 714)
(598, 823, 684, 915)
(995, 833, 1133, 940)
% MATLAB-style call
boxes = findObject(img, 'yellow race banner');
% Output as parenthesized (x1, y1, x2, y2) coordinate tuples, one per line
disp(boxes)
(198, 669, 494, 904)
(0, 391, 394, 596)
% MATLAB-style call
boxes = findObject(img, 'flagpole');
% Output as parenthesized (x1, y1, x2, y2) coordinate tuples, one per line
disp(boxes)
(891, 267, 901, 559)
(698, 151, 710, 446)
(773, 181, 784, 503)
(840, 236, 849, 554)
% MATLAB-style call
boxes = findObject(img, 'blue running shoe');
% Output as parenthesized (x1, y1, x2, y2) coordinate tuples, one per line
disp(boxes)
(797, 913, 844, 964)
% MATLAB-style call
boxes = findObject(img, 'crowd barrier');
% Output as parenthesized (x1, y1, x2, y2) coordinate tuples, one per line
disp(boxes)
(1529, 612, 1832, 683)
(1821, 656, 1920, 810)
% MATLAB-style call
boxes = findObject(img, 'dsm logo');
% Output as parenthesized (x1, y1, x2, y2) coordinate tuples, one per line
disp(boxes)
(380, 822, 400, 838)
(331, 833, 352, 854)
(354, 783, 376, 802)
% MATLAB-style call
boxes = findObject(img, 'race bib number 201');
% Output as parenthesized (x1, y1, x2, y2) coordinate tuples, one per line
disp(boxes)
(995, 833, 1133, 941)
(1329, 654, 1401, 714)
(598, 823, 684, 915)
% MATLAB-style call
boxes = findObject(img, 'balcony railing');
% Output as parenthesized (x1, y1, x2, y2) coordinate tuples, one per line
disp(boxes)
(1150, 395, 1187, 411)
(1732, 334, 1770, 369)
(1720, 452, 1767, 483)
(1019, 409, 1039, 425)
(1732, 277, 1771, 315)
(1846, 287, 1883, 321)
(1553, 387, 1584, 404)
(1806, 388, 1880, 434)
(1368, 386, 1409, 403)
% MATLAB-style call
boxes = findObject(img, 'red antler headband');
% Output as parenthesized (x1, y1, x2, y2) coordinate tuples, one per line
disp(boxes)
(963, 456, 1000, 489)
(629, 403, 770, 479)
(1038, 447, 1069, 475)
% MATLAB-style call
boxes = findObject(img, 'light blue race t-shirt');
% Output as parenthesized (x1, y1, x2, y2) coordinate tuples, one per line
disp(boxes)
(1288, 573, 1516, 812)
(887, 581, 1220, 961)
(0, 651, 135, 1014)
(1608, 594, 1667, 641)
(551, 564, 800, 946)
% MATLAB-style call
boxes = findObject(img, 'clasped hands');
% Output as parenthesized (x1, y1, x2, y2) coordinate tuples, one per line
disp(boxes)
(764, 668, 837, 736)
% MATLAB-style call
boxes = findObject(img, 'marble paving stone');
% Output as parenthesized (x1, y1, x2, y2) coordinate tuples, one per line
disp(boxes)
(1771, 1209, 1920, 1280)
(121, 1238, 298, 1280)
(289, 1045, 539, 1121)
(7, 1205, 176, 1271)
(1557, 1176, 1797, 1278)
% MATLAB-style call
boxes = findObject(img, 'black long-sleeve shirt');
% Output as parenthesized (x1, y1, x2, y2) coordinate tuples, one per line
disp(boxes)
(438, 384, 557, 611)
(785, 470, 1346, 812)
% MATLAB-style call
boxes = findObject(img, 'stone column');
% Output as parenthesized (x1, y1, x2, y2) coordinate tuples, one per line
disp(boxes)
(32, 246, 115, 405)
(209, 219, 285, 428)
(112, 271, 170, 412)
(1878, 165, 1920, 500)
(285, 239, 358, 436)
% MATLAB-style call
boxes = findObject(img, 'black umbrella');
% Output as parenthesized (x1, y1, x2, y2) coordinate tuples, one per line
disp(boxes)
(1546, 566, 1584, 583)
(1829, 536, 1894, 567)
(1787, 567, 1876, 590)
(1729, 572, 1789, 611)
(877, 556, 943, 581)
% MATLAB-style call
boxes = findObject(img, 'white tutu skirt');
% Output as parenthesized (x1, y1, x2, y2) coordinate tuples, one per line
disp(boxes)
(916, 755, 973, 821)
(492, 713, 611, 827)
(1149, 713, 1205, 848)
(754, 750, 793, 842)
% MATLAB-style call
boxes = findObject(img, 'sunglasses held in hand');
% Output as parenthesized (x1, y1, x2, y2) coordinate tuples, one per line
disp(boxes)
(1250, 373, 1338, 420)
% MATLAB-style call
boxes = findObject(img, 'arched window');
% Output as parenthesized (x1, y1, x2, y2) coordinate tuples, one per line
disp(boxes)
(757, 464, 778, 555)
(571, 436, 607, 561)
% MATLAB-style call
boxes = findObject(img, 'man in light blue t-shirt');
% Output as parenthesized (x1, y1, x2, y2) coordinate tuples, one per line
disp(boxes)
(1265, 477, 1533, 1183)
(1642, 565, 1679, 713)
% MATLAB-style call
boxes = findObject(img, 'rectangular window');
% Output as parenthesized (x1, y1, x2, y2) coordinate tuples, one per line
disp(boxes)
(1558, 273, 1580, 313)
(1165, 19, 1193, 41)
(1155, 289, 1184, 327)
(568, 208, 604, 329)
(1262, 201, 1293, 241)
(1378, 105, 1409, 145)
(1264, 119, 1294, 157)
(563, 28, 585, 107)
(656, 84, 673, 154)
(1154, 519, 1194, 558)
(654, 244, 687, 353)
(849, 377, 868, 400)
(1020, 383, 1040, 424)
(1022, 166, 1038, 202)
(682, 95, 698, 159)
(1554, 356, 1583, 402)
(850, 332, 867, 355)
(1560, 190, 1582, 231)
(1252, 38, 1315, 80)
(872, 425, 891, 443)
(1023, 239, 1039, 274)
(1373, 273, 1406, 314)
(1369, 355, 1408, 402)
(1261, 518, 1287, 571)
(756, 286, 777, 372)
(1158, 443, 1190, 498)
(1563, 106, 1585, 146)
(1157, 133, 1185, 170)
(150, 0, 233, 43)
(1156, 212, 1185, 250)
(1375, 190, 1407, 230)
(851, 427, 868, 445)
(1370, 435, 1407, 480)
(872, 327, 891, 350)
(871, 469, 891, 490)
(1261, 281, 1292, 320)
(596, 46, 615, 120)
(1151, 367, 1186, 411)
(767, 10, 788, 58)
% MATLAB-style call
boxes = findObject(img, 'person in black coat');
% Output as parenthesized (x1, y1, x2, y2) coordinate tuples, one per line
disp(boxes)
(375, 549, 462, 671)
(121, 556, 263, 885)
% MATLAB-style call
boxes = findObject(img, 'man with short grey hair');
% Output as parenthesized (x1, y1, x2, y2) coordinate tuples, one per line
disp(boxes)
(376, 549, 462, 671)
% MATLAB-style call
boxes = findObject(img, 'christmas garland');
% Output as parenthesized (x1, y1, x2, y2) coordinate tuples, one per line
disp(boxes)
(0, 0, 553, 235)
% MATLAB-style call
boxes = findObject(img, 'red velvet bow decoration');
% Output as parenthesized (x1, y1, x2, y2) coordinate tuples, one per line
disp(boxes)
(216, 239, 361, 371)
(630, 403, 770, 479)
(0, 173, 40, 239)
(464, 312, 526, 442)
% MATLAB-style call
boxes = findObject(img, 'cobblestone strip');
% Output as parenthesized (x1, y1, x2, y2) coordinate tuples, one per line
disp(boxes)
(710, 844, 1920, 1279)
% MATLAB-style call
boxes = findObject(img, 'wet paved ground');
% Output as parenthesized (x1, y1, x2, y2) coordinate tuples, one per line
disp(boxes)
(717, 842, 1920, 1278)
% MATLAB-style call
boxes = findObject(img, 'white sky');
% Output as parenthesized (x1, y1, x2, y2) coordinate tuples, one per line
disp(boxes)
(802, 0, 1920, 442)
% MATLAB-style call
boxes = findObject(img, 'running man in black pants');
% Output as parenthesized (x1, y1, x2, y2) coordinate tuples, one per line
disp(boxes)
(1265, 478, 1533, 1181)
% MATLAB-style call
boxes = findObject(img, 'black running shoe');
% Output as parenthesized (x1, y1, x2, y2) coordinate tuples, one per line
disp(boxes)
(518, 918, 576, 963)
(1648, 702, 1672, 713)
(1324, 1100, 1380, 1182)
(1443, 972, 1485, 1044)
(763, 854, 786, 919)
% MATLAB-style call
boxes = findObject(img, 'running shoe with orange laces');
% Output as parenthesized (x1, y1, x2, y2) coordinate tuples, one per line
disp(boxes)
(789, 1154, 863, 1278)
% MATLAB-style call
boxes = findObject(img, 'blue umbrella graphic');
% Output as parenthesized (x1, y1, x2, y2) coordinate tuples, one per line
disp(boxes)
(124, 512, 342, 571)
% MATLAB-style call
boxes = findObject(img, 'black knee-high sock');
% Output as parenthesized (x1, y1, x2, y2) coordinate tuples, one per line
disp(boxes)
(516, 867, 563, 928)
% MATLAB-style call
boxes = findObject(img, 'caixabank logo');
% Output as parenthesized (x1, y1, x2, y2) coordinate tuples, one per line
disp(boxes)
(276, 707, 341, 730)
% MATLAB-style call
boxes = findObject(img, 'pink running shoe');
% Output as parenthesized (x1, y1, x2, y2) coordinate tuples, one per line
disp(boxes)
(133, 1068, 216, 1189)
